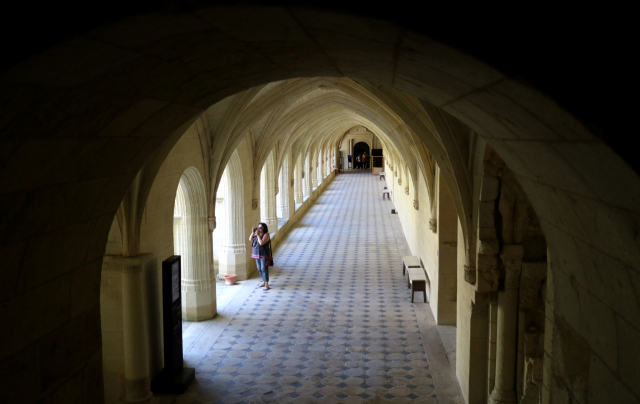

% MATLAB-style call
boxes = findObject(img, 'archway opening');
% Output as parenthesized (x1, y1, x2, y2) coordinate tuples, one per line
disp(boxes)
(353, 141, 371, 170)
(1, 8, 635, 404)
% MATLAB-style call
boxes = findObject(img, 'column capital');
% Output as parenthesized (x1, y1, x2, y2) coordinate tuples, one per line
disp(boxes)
(429, 218, 437, 233)
(464, 265, 476, 284)
(500, 244, 524, 289)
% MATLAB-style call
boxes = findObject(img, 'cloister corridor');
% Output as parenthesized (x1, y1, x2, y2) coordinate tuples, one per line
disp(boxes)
(171, 172, 459, 404)
(2, 6, 636, 404)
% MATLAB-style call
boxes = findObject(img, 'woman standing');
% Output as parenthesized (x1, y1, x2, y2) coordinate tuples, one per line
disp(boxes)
(249, 222, 271, 290)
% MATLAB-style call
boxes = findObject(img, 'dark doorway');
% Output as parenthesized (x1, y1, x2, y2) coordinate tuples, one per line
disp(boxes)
(353, 142, 370, 170)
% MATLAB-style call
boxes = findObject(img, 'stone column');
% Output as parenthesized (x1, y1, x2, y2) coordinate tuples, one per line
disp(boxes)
(260, 155, 278, 232)
(219, 159, 248, 279)
(181, 210, 215, 321)
(490, 244, 523, 404)
(294, 157, 303, 203)
(104, 254, 154, 403)
(349, 139, 354, 168)
(278, 159, 290, 218)
(302, 155, 310, 198)
(311, 152, 318, 189)
(317, 149, 323, 183)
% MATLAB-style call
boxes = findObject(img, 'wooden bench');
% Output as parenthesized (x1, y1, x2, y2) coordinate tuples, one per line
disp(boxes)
(382, 190, 390, 200)
(379, 171, 385, 181)
(402, 256, 421, 275)
(407, 267, 428, 303)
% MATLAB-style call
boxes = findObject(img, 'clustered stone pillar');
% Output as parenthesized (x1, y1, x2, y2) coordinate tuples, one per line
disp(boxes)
(326, 148, 330, 176)
(219, 154, 247, 279)
(317, 152, 322, 185)
(490, 244, 523, 404)
(260, 154, 278, 232)
(317, 149, 324, 182)
(278, 158, 290, 218)
(294, 157, 303, 204)
(302, 155, 310, 198)
(176, 169, 216, 321)
(311, 151, 318, 189)
(104, 254, 154, 403)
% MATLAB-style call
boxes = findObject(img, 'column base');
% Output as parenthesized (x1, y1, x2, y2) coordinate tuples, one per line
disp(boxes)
(263, 217, 278, 233)
(151, 367, 195, 395)
(278, 206, 290, 219)
(489, 388, 517, 404)
(123, 375, 152, 403)
(219, 251, 248, 280)
(182, 287, 216, 321)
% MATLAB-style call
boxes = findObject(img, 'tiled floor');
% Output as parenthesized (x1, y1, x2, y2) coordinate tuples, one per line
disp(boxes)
(158, 172, 463, 404)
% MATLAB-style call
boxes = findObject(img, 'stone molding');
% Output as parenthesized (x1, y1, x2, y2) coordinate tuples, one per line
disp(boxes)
(252, 199, 258, 210)
(181, 277, 213, 292)
(218, 243, 246, 254)
(208, 217, 216, 233)
(413, 199, 419, 210)
(103, 253, 153, 273)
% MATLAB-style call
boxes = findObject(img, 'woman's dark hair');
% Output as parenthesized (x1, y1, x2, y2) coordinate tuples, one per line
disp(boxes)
(258, 222, 269, 233)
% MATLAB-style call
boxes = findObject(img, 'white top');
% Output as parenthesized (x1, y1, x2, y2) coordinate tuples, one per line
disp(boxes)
(408, 267, 427, 281)
(403, 256, 421, 268)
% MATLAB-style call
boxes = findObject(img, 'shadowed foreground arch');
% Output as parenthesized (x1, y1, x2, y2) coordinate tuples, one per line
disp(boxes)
(0, 6, 637, 404)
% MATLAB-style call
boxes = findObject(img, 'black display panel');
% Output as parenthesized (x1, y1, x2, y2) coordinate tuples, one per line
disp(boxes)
(151, 255, 195, 394)
(172, 261, 180, 303)
(162, 255, 183, 375)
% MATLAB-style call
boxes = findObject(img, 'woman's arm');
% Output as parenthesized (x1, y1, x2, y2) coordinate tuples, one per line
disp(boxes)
(249, 230, 255, 241)
(257, 233, 270, 245)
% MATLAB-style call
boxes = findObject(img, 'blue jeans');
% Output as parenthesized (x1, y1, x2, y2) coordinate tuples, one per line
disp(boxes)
(256, 258, 269, 282)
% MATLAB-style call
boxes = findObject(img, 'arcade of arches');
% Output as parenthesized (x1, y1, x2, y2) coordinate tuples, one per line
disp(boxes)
(0, 6, 637, 404)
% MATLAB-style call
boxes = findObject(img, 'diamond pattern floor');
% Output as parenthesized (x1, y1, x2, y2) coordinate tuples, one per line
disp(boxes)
(158, 172, 452, 404)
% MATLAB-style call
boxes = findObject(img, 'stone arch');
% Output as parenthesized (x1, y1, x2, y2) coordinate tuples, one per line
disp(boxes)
(173, 166, 216, 321)
(0, 8, 636, 404)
